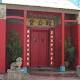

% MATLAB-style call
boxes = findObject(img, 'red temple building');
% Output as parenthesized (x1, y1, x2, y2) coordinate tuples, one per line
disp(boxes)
(0, 1, 80, 73)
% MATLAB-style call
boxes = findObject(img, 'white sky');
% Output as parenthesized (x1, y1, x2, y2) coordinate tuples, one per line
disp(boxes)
(2, 0, 80, 10)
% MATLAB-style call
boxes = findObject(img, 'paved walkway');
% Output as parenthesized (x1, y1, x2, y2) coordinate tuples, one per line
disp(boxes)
(0, 74, 80, 80)
(29, 75, 80, 80)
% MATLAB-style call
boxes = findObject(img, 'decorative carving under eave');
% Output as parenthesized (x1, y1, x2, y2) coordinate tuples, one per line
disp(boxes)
(0, 4, 6, 19)
(77, 12, 80, 25)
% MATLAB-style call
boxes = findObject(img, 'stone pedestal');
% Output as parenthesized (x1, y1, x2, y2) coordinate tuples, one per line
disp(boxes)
(7, 69, 28, 80)
(60, 65, 65, 72)
(76, 65, 80, 76)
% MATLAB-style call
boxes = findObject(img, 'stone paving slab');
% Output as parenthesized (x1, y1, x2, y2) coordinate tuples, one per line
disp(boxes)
(0, 74, 80, 80)
(0, 75, 4, 80)
(28, 75, 80, 80)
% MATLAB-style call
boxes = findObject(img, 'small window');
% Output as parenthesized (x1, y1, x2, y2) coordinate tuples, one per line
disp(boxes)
(7, 9, 24, 17)
(7, 18, 23, 24)
(64, 14, 77, 20)
(65, 22, 77, 27)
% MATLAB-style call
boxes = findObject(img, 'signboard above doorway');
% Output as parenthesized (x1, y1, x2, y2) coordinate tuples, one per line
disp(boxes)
(27, 13, 61, 27)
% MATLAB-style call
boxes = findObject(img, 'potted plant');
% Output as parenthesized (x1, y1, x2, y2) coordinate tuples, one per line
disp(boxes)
(7, 30, 22, 69)
(64, 37, 75, 70)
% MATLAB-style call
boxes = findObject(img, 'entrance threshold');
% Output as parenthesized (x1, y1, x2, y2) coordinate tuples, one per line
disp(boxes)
(30, 67, 58, 72)
(30, 70, 77, 77)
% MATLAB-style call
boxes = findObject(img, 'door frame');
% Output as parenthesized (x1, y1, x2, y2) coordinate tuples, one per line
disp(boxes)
(26, 27, 55, 67)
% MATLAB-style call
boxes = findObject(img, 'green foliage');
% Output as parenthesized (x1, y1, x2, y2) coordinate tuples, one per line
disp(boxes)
(7, 30, 22, 62)
(64, 37, 75, 69)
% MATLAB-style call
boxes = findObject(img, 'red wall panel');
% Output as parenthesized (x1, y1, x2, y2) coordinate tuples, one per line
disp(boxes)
(0, 19, 6, 73)
(54, 26, 62, 67)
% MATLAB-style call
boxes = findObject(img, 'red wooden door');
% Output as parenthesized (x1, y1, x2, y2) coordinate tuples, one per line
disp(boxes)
(30, 29, 49, 67)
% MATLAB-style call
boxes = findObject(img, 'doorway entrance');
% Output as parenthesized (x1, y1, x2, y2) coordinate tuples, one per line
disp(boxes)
(30, 28, 49, 67)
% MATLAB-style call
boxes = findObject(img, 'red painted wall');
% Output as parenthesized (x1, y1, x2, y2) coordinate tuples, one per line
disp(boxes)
(0, 19, 6, 73)
(54, 26, 62, 67)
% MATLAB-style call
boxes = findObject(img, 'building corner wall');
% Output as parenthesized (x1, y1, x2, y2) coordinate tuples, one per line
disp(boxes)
(0, 4, 6, 73)
(76, 11, 80, 67)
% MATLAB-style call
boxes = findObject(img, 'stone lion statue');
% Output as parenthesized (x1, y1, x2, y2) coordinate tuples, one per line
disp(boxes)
(10, 57, 22, 70)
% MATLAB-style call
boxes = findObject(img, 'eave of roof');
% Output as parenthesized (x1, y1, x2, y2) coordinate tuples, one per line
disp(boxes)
(2, 0, 80, 10)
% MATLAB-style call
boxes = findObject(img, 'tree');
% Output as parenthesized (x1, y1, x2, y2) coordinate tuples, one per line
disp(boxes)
(65, 37, 75, 70)
(7, 30, 22, 68)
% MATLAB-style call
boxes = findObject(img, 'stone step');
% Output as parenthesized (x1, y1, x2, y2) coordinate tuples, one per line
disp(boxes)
(30, 71, 77, 77)
(30, 67, 58, 71)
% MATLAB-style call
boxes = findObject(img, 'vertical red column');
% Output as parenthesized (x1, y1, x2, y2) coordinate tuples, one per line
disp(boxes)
(60, 13, 65, 72)
(0, 19, 6, 73)
(77, 12, 80, 69)
(25, 11, 30, 67)
(23, 10, 27, 66)
(0, 4, 6, 73)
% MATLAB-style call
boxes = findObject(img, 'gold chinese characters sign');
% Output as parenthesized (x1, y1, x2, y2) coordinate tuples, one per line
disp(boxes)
(26, 17, 60, 27)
